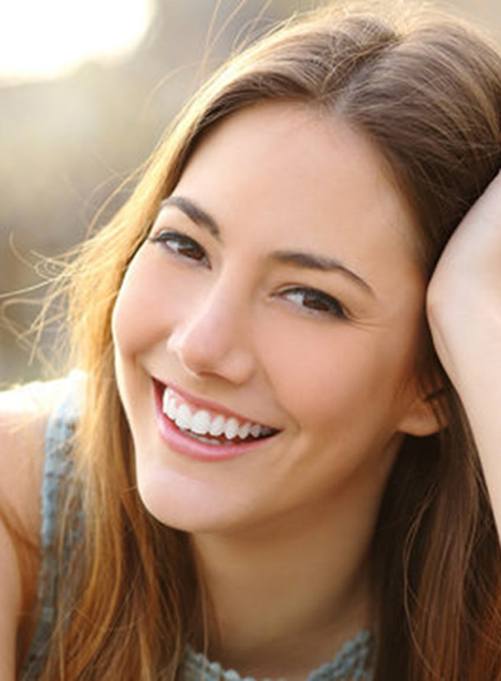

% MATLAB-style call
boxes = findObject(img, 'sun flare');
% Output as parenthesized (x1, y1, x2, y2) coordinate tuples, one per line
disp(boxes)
(0, 0, 155, 83)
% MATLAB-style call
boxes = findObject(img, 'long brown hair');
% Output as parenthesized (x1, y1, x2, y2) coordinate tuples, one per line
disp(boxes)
(30, 2, 501, 679)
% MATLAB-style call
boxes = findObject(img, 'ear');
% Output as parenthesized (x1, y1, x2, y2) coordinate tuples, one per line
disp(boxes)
(396, 383, 447, 437)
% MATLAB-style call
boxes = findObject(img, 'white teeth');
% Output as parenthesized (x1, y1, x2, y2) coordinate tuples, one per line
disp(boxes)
(167, 397, 177, 420)
(191, 410, 211, 435)
(250, 424, 262, 438)
(162, 389, 179, 420)
(238, 422, 251, 439)
(161, 387, 275, 442)
(162, 387, 172, 412)
(224, 417, 240, 440)
(209, 414, 225, 437)
(175, 403, 192, 430)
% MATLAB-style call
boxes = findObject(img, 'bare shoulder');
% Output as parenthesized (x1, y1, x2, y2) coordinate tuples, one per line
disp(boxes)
(0, 377, 69, 679)
(0, 378, 69, 537)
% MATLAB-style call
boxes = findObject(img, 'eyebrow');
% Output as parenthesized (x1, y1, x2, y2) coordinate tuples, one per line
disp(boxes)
(159, 195, 375, 297)
(161, 196, 220, 238)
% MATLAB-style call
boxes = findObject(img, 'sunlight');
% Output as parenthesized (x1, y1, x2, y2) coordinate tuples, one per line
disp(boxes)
(0, 0, 155, 84)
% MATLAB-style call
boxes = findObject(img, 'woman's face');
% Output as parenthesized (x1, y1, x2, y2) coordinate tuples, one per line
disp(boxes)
(112, 101, 437, 536)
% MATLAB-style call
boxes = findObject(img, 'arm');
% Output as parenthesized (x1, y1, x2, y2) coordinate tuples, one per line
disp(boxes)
(0, 522, 21, 681)
(0, 380, 64, 678)
(427, 171, 501, 538)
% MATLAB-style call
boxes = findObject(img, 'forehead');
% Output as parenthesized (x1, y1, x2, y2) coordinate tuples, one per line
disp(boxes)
(174, 101, 422, 287)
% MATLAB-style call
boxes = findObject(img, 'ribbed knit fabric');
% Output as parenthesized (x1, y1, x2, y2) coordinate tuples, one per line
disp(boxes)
(183, 631, 373, 681)
(20, 373, 81, 680)
(20, 374, 374, 680)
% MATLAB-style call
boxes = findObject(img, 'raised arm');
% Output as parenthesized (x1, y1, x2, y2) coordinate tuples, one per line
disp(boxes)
(427, 170, 501, 539)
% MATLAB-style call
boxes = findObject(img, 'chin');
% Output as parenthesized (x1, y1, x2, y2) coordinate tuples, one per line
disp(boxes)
(134, 463, 254, 535)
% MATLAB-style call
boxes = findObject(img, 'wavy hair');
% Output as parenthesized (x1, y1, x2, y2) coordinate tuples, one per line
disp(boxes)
(28, 2, 501, 679)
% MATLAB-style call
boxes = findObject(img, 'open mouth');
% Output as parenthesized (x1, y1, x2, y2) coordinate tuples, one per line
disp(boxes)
(153, 380, 281, 455)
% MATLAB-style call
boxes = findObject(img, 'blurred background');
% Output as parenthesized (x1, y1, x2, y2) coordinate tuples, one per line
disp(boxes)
(1, 0, 500, 386)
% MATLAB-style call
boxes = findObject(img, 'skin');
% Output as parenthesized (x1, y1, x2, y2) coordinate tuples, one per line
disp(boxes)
(111, 101, 441, 676)
(427, 170, 501, 537)
(0, 104, 498, 681)
(0, 380, 71, 680)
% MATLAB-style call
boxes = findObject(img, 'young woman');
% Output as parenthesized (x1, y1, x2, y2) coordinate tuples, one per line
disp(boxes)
(1, 2, 500, 680)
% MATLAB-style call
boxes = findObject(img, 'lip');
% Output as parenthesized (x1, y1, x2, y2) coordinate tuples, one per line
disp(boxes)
(152, 380, 280, 462)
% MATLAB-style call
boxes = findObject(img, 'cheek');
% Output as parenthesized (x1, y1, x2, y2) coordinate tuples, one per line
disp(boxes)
(259, 321, 415, 434)
(112, 247, 213, 358)
(111, 253, 172, 357)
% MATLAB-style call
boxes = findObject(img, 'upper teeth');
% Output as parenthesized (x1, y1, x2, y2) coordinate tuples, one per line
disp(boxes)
(162, 387, 273, 440)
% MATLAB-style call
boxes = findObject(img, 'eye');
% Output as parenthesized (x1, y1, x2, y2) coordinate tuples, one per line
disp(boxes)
(280, 287, 348, 320)
(149, 230, 210, 267)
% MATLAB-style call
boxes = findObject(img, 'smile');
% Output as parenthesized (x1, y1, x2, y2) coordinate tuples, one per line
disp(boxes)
(152, 380, 280, 461)
(163, 386, 276, 442)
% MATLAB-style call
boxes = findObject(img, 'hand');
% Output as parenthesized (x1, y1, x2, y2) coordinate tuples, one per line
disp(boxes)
(426, 169, 501, 380)
(426, 171, 501, 539)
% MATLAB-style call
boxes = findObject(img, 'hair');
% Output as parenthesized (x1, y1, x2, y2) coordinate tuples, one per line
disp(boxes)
(24, 1, 501, 679)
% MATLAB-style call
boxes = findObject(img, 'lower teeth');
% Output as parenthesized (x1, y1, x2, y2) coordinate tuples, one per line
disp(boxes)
(184, 430, 256, 445)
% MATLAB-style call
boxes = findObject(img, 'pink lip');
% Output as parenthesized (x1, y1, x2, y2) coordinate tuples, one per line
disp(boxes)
(152, 380, 279, 462)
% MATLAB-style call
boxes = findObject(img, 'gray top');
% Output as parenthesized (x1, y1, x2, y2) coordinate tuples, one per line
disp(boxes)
(20, 375, 373, 680)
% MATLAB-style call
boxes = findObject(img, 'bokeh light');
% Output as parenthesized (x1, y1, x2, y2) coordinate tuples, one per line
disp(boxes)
(0, 0, 155, 84)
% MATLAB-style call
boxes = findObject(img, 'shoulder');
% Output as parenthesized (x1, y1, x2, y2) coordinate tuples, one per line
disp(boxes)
(0, 377, 71, 539)
(0, 376, 72, 680)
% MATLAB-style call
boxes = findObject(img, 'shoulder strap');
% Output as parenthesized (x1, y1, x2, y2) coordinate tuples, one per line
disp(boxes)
(21, 374, 81, 679)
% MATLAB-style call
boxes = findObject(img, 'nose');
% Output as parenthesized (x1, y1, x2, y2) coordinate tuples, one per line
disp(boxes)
(166, 276, 256, 385)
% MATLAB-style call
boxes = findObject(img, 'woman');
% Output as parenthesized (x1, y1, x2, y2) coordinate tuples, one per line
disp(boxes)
(1, 2, 500, 679)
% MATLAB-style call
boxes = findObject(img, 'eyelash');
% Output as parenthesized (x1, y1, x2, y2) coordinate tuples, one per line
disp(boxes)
(279, 287, 347, 319)
(149, 230, 210, 266)
(149, 229, 348, 320)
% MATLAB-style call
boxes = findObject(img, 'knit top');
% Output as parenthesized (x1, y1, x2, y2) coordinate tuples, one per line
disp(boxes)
(20, 374, 374, 680)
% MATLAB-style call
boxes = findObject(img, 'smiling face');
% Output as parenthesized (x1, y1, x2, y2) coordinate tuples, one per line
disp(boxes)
(112, 101, 438, 537)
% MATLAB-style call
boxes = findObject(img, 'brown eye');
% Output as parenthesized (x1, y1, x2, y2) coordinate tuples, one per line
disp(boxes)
(281, 287, 347, 320)
(149, 231, 210, 267)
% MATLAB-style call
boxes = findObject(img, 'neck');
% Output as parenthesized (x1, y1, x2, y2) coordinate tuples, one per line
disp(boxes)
(190, 489, 379, 679)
